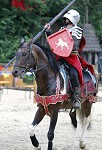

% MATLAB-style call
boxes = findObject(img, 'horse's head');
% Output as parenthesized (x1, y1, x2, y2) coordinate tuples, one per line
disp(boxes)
(12, 39, 36, 78)
(12, 38, 60, 95)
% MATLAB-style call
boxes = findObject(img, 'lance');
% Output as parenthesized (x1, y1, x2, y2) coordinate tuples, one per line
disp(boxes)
(5, 0, 77, 69)
(5, 56, 16, 69)
(32, 0, 76, 42)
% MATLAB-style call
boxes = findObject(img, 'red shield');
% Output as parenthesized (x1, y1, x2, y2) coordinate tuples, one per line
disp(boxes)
(47, 28, 74, 57)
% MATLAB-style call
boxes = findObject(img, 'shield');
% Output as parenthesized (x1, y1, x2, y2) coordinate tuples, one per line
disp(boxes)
(47, 28, 74, 57)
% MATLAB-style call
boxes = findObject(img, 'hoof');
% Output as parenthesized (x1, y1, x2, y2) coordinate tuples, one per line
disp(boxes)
(80, 141, 86, 149)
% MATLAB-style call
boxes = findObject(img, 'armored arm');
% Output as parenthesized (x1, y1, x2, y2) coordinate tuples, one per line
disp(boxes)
(45, 29, 52, 37)
(71, 26, 83, 51)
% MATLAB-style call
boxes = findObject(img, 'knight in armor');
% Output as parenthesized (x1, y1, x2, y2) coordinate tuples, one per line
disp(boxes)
(44, 9, 95, 109)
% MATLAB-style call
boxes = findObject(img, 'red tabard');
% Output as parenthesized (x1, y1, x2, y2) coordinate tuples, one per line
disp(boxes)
(56, 36, 95, 85)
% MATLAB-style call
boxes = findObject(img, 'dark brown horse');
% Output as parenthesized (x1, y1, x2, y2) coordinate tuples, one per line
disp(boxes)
(12, 40, 98, 150)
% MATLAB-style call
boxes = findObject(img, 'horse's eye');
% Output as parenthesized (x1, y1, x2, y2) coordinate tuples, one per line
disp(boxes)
(22, 52, 27, 56)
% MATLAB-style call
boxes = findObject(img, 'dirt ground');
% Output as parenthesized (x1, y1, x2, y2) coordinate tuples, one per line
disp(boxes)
(0, 88, 102, 150)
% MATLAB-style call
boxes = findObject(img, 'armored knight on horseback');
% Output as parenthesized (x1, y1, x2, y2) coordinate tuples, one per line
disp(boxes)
(11, 2, 98, 148)
(44, 9, 95, 109)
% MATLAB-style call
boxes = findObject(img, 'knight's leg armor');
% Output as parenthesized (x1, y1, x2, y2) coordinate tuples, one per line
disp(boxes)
(72, 87, 81, 109)
(69, 66, 81, 109)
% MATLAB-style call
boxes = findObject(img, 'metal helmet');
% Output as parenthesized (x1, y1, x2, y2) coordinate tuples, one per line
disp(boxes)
(63, 9, 80, 25)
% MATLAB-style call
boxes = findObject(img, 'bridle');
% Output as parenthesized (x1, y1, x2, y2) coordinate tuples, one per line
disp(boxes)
(14, 42, 57, 95)
(14, 43, 49, 74)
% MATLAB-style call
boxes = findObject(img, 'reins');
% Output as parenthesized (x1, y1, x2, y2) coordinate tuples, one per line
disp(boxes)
(33, 62, 49, 74)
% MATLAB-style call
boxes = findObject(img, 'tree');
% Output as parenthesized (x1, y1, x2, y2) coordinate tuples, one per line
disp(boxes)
(0, 0, 102, 63)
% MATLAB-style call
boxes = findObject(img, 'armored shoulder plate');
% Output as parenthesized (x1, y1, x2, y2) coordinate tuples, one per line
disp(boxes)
(71, 26, 83, 40)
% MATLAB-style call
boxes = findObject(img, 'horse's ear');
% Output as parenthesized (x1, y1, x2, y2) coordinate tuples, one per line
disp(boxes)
(21, 37, 25, 44)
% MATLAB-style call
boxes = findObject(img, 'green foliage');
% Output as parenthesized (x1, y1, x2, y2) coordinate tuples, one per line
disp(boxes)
(23, 73, 35, 85)
(0, 0, 102, 63)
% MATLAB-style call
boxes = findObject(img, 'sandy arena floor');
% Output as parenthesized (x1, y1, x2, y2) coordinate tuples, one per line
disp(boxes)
(0, 88, 102, 150)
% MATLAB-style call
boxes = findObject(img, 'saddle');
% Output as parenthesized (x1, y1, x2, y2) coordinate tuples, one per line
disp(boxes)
(59, 64, 98, 96)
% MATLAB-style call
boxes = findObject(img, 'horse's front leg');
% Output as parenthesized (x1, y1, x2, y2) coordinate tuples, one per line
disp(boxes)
(29, 105, 45, 150)
(47, 106, 59, 150)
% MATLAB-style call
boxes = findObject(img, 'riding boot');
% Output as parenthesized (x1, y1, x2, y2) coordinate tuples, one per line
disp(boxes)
(72, 87, 81, 109)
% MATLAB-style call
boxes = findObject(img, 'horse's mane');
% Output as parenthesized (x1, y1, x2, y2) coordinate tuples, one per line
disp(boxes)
(35, 43, 59, 74)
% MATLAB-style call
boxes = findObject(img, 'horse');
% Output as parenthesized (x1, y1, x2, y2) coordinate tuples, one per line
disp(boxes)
(12, 39, 98, 150)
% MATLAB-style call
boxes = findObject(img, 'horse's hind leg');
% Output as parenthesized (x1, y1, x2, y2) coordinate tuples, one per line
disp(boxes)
(47, 106, 59, 150)
(29, 106, 45, 150)
(69, 110, 77, 150)
(79, 101, 92, 149)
